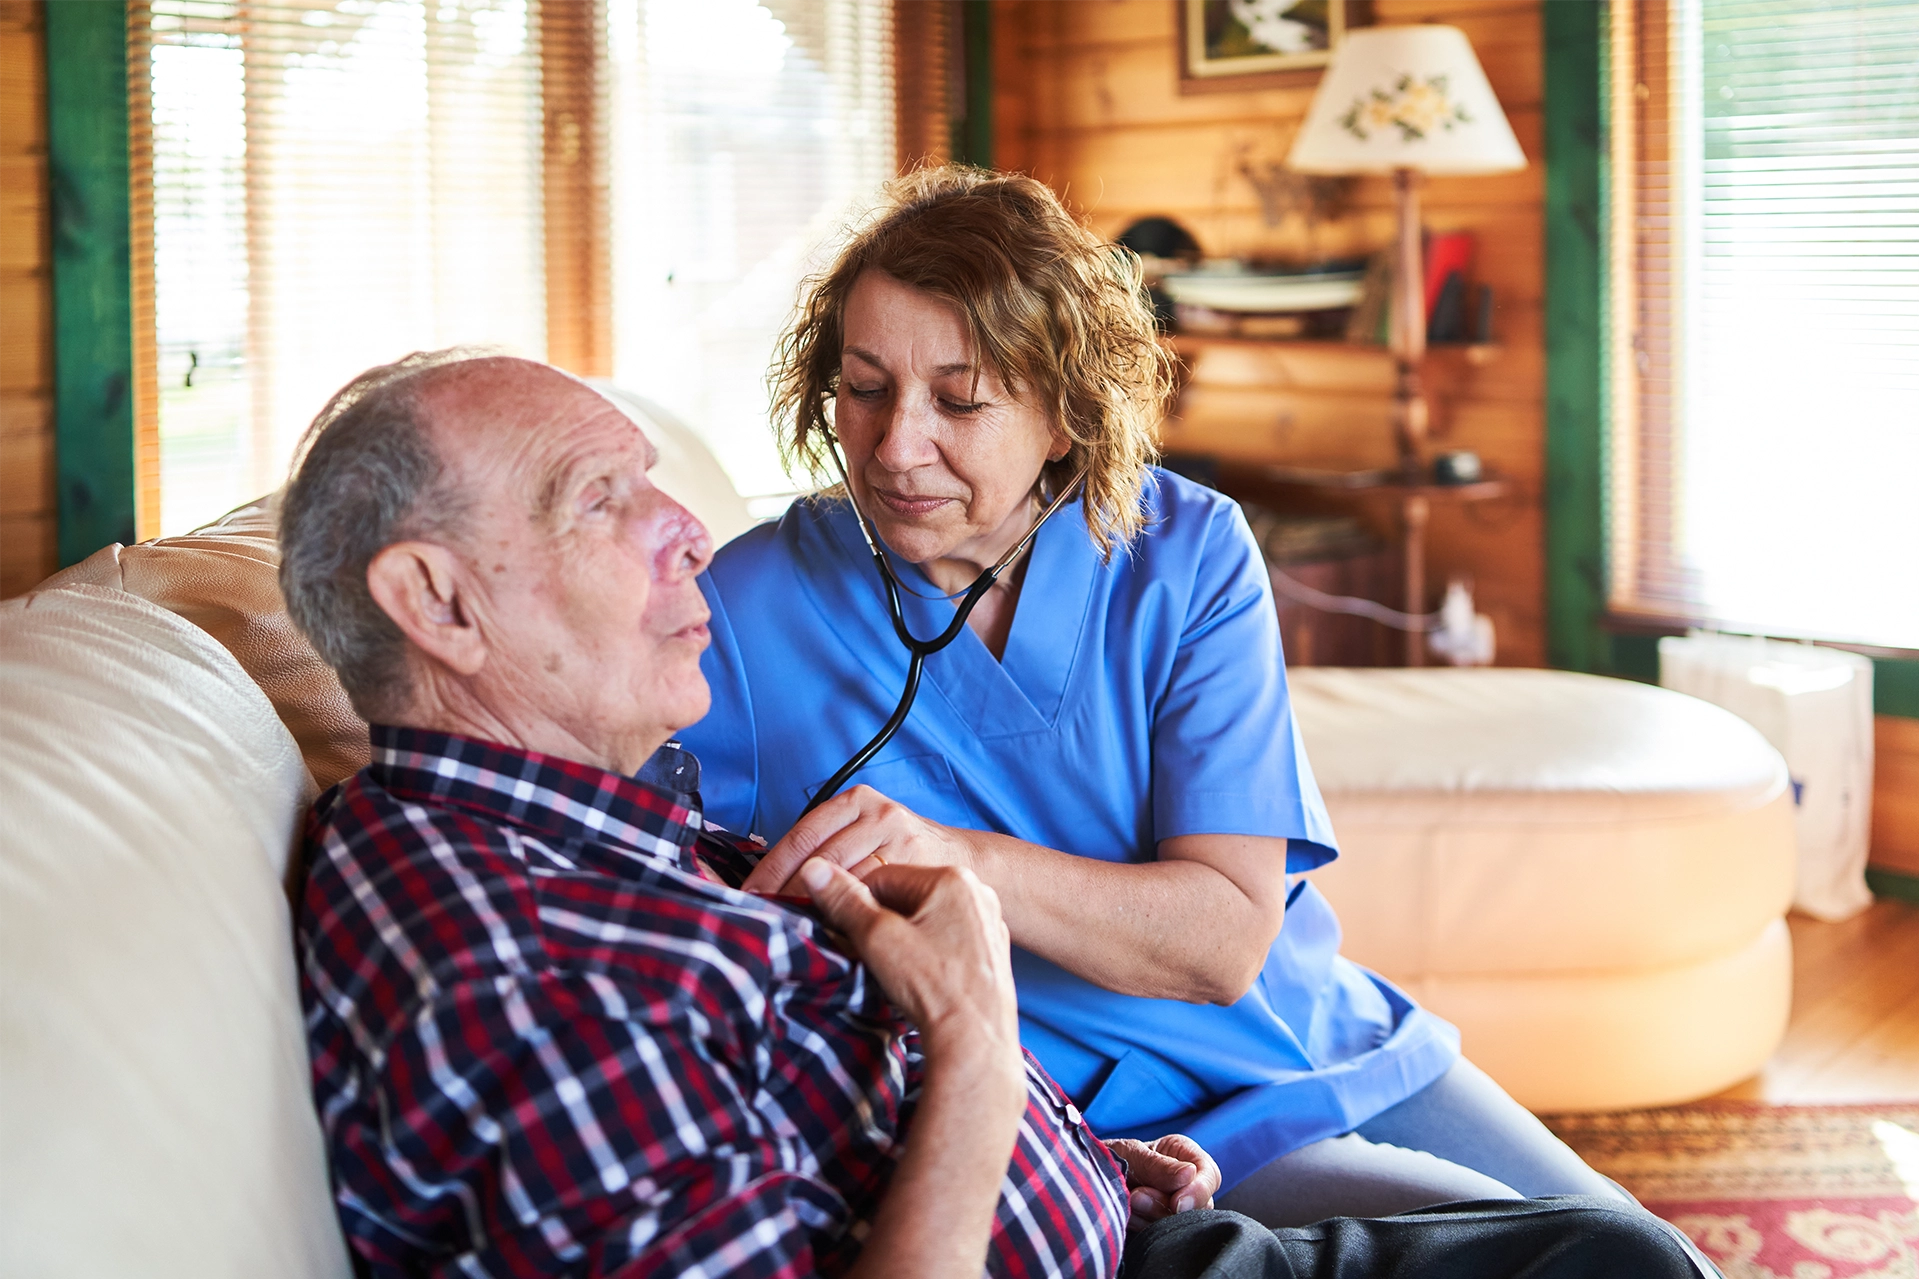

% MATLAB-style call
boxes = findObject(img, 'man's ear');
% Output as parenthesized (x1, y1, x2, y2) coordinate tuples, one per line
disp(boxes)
(366, 541, 487, 677)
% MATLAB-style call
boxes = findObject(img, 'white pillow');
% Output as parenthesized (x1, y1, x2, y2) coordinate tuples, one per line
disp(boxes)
(0, 585, 349, 1277)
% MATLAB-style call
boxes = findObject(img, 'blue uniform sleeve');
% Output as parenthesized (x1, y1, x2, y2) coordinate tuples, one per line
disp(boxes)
(682, 573, 761, 838)
(1149, 495, 1339, 872)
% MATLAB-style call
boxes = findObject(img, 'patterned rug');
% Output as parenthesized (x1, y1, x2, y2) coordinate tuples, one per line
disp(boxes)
(1542, 1102, 1919, 1279)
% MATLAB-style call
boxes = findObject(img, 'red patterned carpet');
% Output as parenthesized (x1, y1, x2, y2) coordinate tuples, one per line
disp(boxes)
(1542, 1102, 1918, 1279)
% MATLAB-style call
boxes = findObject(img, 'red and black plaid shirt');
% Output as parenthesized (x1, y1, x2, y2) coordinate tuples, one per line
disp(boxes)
(299, 727, 1129, 1277)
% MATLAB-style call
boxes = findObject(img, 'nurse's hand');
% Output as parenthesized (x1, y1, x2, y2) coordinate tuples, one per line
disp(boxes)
(1106, 1134, 1222, 1224)
(746, 785, 974, 895)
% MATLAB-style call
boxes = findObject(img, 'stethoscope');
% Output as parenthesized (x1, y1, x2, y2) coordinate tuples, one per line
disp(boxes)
(799, 434, 1086, 817)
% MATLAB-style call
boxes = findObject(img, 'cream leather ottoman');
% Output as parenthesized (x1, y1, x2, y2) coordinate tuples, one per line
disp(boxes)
(1290, 668, 1797, 1113)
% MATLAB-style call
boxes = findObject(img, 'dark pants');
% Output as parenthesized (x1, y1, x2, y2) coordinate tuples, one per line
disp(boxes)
(1122, 1197, 1718, 1278)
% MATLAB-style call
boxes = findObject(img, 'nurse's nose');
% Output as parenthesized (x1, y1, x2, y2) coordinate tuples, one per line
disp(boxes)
(872, 389, 943, 474)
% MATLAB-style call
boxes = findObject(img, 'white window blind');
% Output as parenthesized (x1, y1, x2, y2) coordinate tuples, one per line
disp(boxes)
(1611, 0, 1919, 648)
(135, 0, 547, 537)
(605, 0, 893, 505)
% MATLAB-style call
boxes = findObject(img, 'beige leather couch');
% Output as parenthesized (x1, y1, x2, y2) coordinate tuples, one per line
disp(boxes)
(0, 391, 748, 1275)
(1294, 668, 1796, 1112)
(0, 390, 1794, 1273)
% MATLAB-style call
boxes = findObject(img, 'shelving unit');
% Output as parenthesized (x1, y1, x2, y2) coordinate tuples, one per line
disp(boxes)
(1167, 334, 1502, 366)
(1161, 331, 1508, 468)
(1160, 333, 1512, 666)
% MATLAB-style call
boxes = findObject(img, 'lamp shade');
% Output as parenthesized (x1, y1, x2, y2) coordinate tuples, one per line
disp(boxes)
(1288, 26, 1525, 175)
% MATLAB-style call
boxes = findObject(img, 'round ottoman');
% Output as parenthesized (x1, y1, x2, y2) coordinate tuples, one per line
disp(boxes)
(1289, 668, 1797, 1113)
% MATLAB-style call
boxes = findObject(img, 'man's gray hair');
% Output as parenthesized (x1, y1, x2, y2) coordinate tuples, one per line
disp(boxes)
(279, 348, 480, 721)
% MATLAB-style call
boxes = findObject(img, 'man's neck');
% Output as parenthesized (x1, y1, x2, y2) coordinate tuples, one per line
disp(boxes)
(394, 674, 667, 778)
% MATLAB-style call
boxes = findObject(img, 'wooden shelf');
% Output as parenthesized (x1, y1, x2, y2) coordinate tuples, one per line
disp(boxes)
(1160, 334, 1507, 472)
(1257, 465, 1512, 501)
(1166, 333, 1503, 366)
(1160, 335, 1511, 663)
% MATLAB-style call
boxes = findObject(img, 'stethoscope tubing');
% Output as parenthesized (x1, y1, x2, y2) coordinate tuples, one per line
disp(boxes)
(798, 433, 1082, 817)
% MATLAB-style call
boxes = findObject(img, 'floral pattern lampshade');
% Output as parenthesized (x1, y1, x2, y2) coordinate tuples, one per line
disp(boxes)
(1289, 26, 1526, 175)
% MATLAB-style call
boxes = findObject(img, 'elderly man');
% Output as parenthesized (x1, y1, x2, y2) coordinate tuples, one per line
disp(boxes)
(279, 351, 1711, 1278)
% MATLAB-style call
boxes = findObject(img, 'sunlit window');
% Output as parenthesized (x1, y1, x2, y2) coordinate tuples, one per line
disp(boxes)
(141, 0, 548, 537)
(1611, 0, 1919, 647)
(138, 0, 893, 535)
(605, 0, 893, 509)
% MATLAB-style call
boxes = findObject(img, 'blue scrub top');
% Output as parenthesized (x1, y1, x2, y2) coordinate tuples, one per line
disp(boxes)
(682, 469, 1458, 1189)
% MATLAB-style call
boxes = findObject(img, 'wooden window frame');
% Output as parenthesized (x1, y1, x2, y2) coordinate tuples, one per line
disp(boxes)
(542, 0, 610, 379)
(893, 0, 992, 172)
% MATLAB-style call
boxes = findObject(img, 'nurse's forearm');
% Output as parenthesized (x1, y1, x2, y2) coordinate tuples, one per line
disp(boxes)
(750, 790, 1287, 1004)
(964, 831, 1288, 1006)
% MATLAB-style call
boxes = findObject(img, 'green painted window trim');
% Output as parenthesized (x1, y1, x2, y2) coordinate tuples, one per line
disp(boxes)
(45, 0, 137, 567)
(1542, 0, 1607, 676)
(1865, 868, 1918, 906)
(1539, 5, 1918, 716)
(952, 0, 993, 168)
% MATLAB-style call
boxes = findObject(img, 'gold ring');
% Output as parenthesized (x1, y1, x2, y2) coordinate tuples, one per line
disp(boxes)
(869, 853, 887, 867)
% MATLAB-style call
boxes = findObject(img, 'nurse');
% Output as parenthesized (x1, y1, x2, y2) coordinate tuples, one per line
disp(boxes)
(681, 165, 1623, 1226)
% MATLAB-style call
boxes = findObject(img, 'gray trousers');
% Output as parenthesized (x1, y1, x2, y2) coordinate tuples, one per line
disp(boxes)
(1218, 1059, 1627, 1227)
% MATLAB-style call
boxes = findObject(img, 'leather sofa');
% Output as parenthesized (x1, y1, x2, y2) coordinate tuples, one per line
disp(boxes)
(1295, 667, 1795, 1113)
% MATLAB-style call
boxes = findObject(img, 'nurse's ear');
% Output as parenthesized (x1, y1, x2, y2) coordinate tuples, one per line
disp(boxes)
(1046, 425, 1071, 463)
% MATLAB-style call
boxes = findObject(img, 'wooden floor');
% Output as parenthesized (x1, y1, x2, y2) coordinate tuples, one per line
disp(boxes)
(1713, 898, 1918, 1105)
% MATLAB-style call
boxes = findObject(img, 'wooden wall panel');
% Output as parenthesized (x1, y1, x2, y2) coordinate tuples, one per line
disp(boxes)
(1870, 716, 1918, 878)
(0, 0, 53, 597)
(0, 17, 42, 134)
(0, 273, 47, 394)
(0, 422, 50, 491)
(1021, 0, 1174, 47)
(1024, 51, 1538, 151)
(0, 155, 42, 268)
(995, 0, 1549, 664)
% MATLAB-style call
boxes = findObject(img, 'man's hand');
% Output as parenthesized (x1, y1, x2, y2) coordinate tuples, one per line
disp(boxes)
(798, 858, 1019, 1062)
(799, 858, 1027, 1278)
(746, 786, 974, 895)
(1106, 1134, 1223, 1224)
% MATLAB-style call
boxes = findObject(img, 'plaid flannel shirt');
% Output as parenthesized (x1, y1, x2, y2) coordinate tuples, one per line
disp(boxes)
(299, 727, 1129, 1277)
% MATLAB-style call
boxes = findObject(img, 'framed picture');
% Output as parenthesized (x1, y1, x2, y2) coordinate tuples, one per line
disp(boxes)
(1179, 0, 1352, 92)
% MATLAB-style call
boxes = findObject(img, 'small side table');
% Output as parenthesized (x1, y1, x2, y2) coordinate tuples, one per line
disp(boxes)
(1259, 467, 1511, 666)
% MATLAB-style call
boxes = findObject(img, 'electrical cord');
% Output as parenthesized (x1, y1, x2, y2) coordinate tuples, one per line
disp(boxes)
(1268, 563, 1440, 632)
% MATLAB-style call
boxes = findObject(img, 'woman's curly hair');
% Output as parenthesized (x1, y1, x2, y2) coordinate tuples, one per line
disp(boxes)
(769, 165, 1176, 558)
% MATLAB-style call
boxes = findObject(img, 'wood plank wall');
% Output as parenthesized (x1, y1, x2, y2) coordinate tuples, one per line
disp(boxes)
(0, 0, 53, 597)
(995, 0, 1548, 665)
(1872, 715, 1918, 878)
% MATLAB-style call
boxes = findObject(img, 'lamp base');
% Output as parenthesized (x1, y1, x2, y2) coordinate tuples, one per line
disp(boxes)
(1392, 355, 1430, 478)
(1391, 167, 1429, 476)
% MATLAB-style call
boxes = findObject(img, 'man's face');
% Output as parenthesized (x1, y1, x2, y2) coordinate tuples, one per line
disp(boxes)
(418, 361, 713, 772)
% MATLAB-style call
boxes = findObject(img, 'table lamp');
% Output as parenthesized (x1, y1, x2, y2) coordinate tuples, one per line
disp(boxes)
(1288, 26, 1525, 473)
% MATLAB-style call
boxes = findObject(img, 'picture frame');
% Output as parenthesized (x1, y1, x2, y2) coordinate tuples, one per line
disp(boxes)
(1178, 0, 1353, 94)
